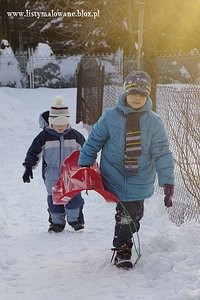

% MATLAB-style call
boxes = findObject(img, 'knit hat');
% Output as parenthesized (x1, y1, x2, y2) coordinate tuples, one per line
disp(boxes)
(49, 96, 70, 127)
(124, 71, 151, 96)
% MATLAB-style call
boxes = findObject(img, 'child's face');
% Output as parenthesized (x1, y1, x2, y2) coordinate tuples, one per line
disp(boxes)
(127, 94, 147, 109)
(52, 124, 69, 133)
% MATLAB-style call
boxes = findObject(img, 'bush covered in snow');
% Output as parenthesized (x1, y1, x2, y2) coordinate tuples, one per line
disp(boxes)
(27, 43, 62, 88)
(0, 39, 24, 88)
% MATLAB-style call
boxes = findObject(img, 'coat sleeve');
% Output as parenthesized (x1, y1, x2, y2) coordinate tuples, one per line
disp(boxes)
(22, 131, 46, 169)
(150, 117, 175, 186)
(78, 111, 109, 166)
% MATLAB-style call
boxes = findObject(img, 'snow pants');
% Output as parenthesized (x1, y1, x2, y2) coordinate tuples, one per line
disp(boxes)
(47, 193, 84, 228)
(113, 200, 144, 248)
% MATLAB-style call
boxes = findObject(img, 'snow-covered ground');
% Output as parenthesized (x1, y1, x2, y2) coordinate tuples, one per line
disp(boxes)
(0, 87, 200, 300)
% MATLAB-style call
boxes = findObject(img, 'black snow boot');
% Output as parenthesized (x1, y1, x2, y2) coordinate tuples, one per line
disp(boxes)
(48, 223, 65, 233)
(73, 223, 84, 231)
(111, 240, 133, 269)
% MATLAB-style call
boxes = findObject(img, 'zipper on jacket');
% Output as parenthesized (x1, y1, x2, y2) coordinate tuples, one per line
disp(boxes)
(60, 136, 64, 169)
(124, 175, 127, 201)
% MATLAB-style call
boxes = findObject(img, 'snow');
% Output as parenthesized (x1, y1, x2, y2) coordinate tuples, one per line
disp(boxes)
(0, 42, 24, 88)
(26, 43, 57, 75)
(0, 41, 126, 88)
(59, 55, 81, 83)
(0, 87, 200, 300)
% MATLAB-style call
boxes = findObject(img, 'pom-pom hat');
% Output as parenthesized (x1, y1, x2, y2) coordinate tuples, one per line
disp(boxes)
(124, 71, 151, 97)
(49, 96, 70, 127)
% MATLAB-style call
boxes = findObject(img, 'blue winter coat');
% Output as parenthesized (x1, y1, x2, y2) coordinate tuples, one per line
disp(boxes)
(23, 112, 85, 195)
(78, 93, 175, 202)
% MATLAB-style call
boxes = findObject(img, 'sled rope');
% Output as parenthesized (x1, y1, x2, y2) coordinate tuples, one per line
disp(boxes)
(119, 201, 142, 267)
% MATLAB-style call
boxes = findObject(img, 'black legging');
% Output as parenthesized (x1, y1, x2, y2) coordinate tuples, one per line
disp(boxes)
(113, 200, 144, 248)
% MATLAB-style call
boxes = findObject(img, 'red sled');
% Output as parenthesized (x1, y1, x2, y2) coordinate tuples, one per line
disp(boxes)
(52, 150, 118, 205)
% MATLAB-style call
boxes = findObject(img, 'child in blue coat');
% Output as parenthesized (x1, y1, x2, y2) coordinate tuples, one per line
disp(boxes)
(78, 71, 175, 268)
(22, 96, 85, 233)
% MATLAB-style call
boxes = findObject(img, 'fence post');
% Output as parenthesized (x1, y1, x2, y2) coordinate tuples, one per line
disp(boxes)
(76, 63, 83, 124)
(28, 47, 34, 88)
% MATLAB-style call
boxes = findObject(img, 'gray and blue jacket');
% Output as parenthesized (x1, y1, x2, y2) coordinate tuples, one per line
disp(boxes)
(23, 112, 85, 195)
(78, 93, 175, 202)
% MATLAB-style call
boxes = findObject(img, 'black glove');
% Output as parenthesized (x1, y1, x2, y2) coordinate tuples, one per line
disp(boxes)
(22, 167, 33, 183)
(163, 184, 174, 208)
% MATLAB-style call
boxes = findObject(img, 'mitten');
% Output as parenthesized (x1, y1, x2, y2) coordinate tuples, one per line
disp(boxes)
(22, 166, 33, 183)
(163, 184, 174, 208)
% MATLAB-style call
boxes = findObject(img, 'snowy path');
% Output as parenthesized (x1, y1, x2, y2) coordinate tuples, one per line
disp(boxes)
(0, 87, 200, 300)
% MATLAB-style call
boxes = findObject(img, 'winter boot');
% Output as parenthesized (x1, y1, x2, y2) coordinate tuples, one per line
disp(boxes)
(48, 223, 65, 233)
(73, 223, 84, 231)
(111, 240, 133, 269)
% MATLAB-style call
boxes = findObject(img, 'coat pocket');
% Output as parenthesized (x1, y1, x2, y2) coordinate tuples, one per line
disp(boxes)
(137, 155, 155, 183)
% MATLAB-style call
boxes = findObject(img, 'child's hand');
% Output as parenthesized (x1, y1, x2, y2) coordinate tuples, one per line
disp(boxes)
(163, 184, 174, 207)
(22, 167, 33, 183)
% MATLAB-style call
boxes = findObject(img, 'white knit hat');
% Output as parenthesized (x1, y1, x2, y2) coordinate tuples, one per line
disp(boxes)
(49, 96, 70, 127)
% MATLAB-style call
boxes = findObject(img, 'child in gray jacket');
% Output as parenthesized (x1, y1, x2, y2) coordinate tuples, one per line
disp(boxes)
(23, 96, 85, 233)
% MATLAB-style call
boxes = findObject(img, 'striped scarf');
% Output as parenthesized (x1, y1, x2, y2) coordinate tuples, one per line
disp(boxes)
(124, 112, 145, 176)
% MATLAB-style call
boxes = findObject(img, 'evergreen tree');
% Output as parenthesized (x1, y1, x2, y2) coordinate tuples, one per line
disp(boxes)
(23, 0, 130, 54)
(2, 0, 200, 55)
